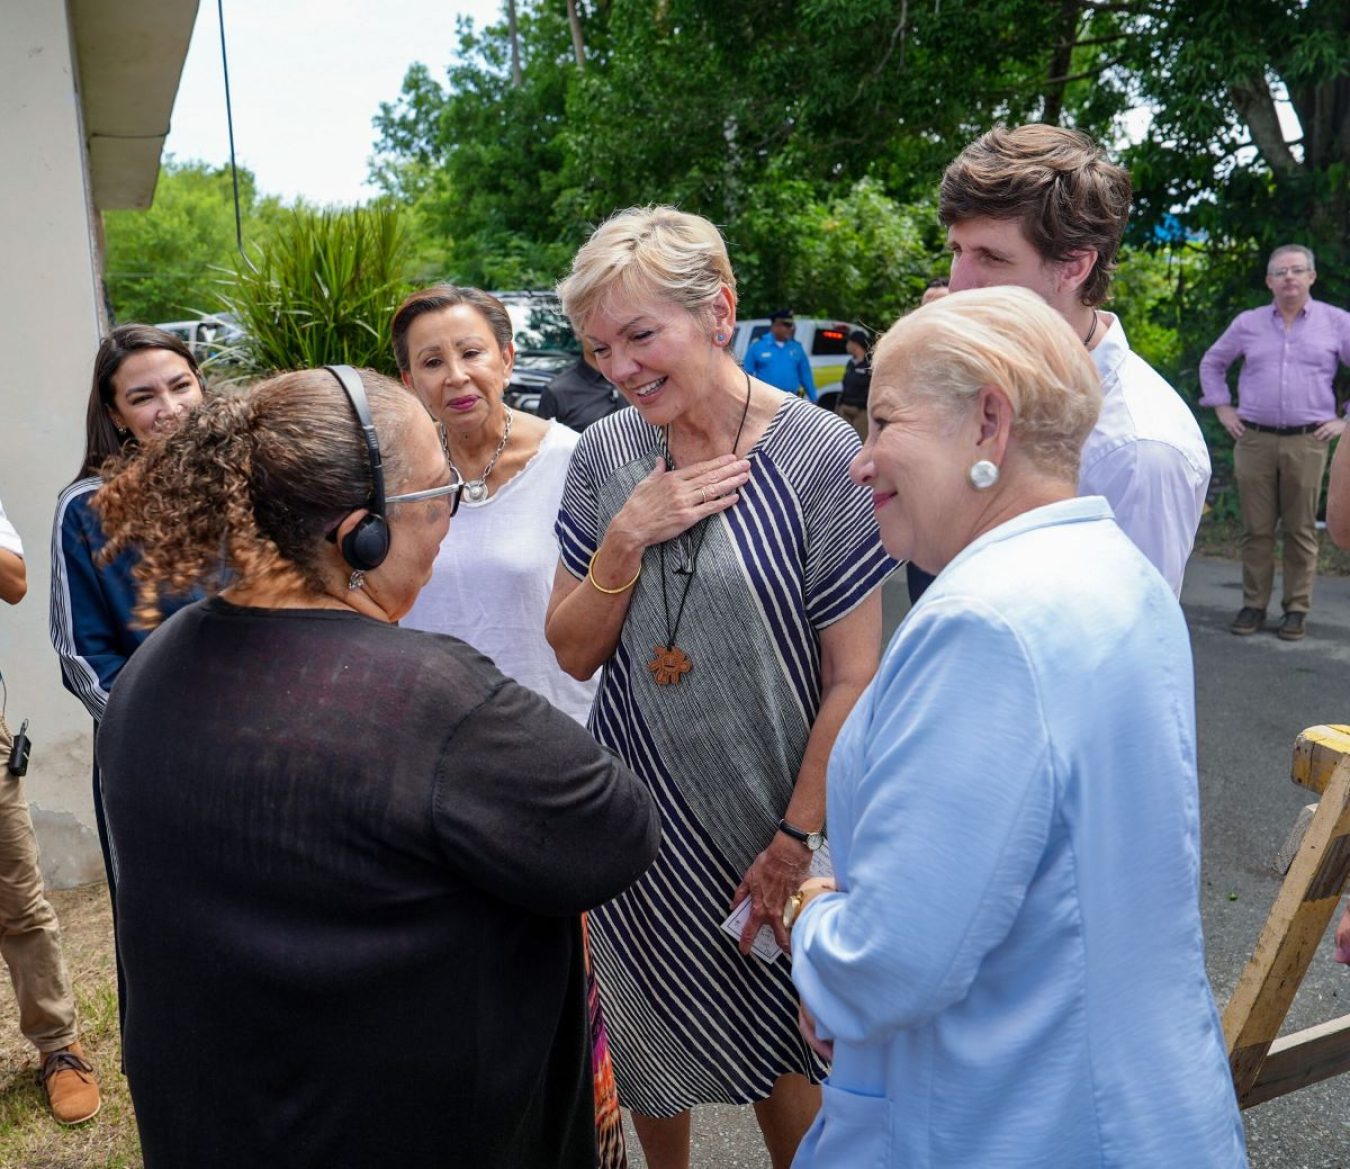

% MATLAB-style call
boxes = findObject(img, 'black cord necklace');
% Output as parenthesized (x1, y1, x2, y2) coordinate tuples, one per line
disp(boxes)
(649, 371, 753, 686)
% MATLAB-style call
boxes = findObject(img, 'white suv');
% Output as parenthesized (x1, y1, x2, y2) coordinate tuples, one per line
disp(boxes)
(732, 317, 863, 410)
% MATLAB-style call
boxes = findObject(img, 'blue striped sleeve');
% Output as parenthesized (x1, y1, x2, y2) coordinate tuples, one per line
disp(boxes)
(554, 427, 603, 580)
(799, 414, 896, 627)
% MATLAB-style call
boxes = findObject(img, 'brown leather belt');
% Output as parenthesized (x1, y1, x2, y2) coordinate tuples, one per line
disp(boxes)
(1240, 420, 1322, 436)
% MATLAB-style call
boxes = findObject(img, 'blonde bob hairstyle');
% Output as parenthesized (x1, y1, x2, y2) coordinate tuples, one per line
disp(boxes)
(875, 286, 1102, 482)
(558, 205, 738, 334)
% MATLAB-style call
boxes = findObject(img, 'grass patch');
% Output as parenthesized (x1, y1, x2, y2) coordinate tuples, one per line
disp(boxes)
(1195, 514, 1350, 577)
(0, 883, 142, 1168)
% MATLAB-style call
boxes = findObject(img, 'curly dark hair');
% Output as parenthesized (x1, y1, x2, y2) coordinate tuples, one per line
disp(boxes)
(76, 324, 207, 483)
(939, 124, 1132, 309)
(95, 368, 412, 626)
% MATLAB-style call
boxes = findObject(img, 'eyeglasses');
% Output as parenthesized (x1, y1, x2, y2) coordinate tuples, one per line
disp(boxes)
(387, 469, 464, 517)
(1269, 265, 1312, 277)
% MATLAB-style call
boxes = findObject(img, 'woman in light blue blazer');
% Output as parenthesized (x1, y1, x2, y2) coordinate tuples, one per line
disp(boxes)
(785, 287, 1247, 1169)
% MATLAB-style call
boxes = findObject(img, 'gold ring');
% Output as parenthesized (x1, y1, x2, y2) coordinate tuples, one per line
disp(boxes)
(698, 486, 708, 506)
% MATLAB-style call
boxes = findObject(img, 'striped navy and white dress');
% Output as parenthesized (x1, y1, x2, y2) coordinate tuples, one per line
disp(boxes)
(555, 397, 896, 1116)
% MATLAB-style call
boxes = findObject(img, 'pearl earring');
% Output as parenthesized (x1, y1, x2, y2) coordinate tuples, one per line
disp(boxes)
(968, 460, 999, 490)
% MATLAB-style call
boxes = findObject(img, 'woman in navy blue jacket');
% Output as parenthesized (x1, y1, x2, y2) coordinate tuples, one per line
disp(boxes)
(49, 325, 206, 1022)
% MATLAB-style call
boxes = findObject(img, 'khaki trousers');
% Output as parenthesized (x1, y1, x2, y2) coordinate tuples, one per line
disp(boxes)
(835, 403, 868, 442)
(1234, 428, 1329, 613)
(0, 712, 79, 1051)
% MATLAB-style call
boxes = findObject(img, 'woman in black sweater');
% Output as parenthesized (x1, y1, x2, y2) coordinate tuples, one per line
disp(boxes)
(94, 366, 660, 1168)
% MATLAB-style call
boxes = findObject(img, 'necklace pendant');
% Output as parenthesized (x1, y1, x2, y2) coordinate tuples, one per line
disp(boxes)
(464, 480, 488, 503)
(648, 645, 692, 685)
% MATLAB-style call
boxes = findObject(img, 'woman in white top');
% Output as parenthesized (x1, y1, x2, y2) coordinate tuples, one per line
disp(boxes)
(393, 285, 598, 725)
(392, 286, 620, 1165)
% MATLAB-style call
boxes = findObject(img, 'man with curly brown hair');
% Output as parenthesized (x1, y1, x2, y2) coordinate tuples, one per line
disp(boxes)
(939, 124, 1210, 597)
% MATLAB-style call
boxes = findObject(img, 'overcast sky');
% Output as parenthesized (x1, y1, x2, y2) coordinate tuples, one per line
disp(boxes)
(163, 0, 502, 205)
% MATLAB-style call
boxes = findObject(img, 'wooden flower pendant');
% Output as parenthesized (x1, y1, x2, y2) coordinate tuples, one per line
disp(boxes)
(649, 645, 692, 685)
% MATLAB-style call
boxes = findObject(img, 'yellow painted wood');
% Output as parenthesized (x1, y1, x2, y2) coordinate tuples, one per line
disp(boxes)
(1291, 725, 1350, 795)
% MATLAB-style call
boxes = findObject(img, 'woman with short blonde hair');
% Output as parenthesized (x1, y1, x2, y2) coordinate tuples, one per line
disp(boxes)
(876, 285, 1101, 480)
(785, 288, 1246, 1167)
(548, 206, 894, 1169)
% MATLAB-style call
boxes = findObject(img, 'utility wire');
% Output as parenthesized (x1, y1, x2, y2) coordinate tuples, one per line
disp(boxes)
(217, 0, 256, 272)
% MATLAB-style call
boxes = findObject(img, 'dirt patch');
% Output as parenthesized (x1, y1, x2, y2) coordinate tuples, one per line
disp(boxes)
(1195, 516, 1350, 577)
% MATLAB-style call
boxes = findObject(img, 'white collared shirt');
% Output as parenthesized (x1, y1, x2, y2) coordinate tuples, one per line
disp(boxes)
(1080, 316, 1211, 597)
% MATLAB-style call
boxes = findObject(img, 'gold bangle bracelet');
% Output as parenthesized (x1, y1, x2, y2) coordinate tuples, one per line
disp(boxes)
(587, 549, 642, 595)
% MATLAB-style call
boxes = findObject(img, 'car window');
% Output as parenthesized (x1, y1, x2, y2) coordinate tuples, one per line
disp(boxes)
(811, 326, 850, 357)
(749, 325, 772, 344)
(502, 300, 581, 356)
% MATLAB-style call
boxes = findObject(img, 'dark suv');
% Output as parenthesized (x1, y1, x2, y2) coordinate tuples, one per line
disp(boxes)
(493, 291, 580, 414)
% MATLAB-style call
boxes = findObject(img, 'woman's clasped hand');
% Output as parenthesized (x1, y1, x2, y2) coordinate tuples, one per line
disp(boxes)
(610, 454, 751, 548)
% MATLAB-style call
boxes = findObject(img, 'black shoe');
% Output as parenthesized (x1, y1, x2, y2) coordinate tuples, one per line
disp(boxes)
(1230, 607, 1266, 635)
(1278, 612, 1307, 641)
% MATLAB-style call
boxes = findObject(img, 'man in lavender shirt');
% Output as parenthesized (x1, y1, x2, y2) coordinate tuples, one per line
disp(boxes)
(1200, 245, 1350, 640)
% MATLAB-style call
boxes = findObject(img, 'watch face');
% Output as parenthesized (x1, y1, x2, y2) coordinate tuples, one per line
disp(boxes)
(806, 832, 824, 851)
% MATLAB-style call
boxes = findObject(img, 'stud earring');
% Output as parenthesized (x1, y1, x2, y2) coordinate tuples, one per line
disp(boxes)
(968, 460, 999, 490)
(348, 570, 366, 591)
(715, 333, 726, 344)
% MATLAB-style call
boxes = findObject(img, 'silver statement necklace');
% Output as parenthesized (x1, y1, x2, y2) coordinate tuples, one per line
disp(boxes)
(448, 406, 513, 503)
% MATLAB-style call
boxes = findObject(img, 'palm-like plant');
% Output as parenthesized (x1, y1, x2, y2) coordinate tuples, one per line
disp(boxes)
(215, 203, 412, 379)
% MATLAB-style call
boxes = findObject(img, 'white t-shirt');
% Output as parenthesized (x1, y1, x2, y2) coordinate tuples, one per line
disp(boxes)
(402, 421, 599, 725)
(0, 497, 23, 557)
(1080, 316, 1212, 598)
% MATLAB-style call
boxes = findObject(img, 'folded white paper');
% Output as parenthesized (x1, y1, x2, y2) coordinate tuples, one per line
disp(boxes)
(721, 841, 833, 963)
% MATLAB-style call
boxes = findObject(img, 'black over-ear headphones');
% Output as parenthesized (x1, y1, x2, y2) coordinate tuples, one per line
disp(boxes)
(325, 364, 391, 572)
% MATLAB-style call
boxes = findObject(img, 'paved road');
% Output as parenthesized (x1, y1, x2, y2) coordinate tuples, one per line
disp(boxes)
(625, 557, 1350, 1167)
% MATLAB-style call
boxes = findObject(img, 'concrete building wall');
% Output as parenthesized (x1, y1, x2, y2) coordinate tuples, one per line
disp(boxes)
(0, 1, 111, 887)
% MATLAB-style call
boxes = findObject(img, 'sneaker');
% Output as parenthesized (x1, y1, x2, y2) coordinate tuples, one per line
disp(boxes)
(1278, 612, 1308, 642)
(1230, 607, 1266, 635)
(39, 1041, 101, 1125)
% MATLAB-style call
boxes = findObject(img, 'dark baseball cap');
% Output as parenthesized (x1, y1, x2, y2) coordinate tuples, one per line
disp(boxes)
(770, 308, 794, 323)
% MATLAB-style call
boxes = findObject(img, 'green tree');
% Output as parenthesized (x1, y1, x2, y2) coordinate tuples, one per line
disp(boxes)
(368, 0, 1345, 407)
(730, 177, 944, 323)
(370, 0, 1132, 300)
(103, 159, 283, 324)
(371, 9, 583, 289)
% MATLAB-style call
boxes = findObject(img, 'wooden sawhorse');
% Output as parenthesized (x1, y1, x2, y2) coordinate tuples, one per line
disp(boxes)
(1224, 724, 1350, 1107)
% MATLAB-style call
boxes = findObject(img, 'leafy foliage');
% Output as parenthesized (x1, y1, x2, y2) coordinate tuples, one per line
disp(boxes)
(103, 159, 285, 325)
(369, 0, 1136, 323)
(217, 204, 413, 378)
(1122, 0, 1350, 330)
(369, 0, 1347, 373)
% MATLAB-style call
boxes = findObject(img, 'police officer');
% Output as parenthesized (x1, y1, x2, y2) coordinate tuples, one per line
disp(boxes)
(743, 309, 816, 401)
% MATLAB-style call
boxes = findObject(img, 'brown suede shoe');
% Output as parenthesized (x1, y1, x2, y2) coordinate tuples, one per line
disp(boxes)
(1229, 607, 1266, 635)
(1278, 611, 1308, 641)
(39, 1041, 101, 1125)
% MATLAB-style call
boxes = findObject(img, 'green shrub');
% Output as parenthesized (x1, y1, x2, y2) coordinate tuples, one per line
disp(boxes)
(217, 204, 412, 378)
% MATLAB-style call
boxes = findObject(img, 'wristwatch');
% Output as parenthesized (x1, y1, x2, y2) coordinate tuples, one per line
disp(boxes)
(777, 818, 824, 852)
(783, 890, 807, 933)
